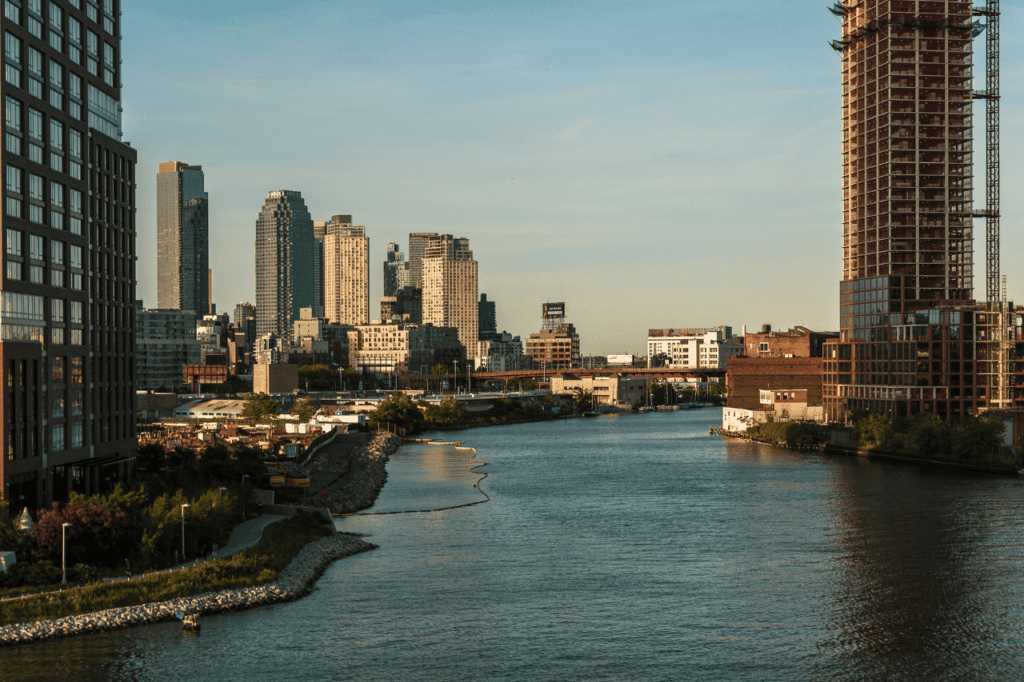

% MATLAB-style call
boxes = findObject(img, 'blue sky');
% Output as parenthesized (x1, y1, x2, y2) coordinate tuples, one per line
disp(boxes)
(124, 1, 1024, 355)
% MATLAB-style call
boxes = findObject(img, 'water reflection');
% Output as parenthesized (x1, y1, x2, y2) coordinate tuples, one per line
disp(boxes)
(817, 461, 1010, 680)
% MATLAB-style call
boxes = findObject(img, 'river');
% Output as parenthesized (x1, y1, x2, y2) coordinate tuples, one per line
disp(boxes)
(3, 409, 1024, 680)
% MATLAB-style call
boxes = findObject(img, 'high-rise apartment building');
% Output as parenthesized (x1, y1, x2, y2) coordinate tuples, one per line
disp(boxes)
(407, 232, 435, 288)
(156, 161, 207, 317)
(823, 2, 990, 421)
(323, 214, 369, 326)
(422, 234, 478, 354)
(255, 191, 313, 343)
(233, 301, 256, 347)
(1, 0, 137, 507)
(479, 293, 496, 335)
(383, 242, 403, 297)
(312, 220, 326, 317)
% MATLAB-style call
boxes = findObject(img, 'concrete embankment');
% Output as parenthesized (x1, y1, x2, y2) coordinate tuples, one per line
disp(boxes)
(307, 432, 403, 514)
(0, 533, 376, 647)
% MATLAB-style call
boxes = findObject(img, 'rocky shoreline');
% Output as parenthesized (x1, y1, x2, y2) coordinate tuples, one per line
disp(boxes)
(309, 432, 403, 514)
(0, 533, 377, 646)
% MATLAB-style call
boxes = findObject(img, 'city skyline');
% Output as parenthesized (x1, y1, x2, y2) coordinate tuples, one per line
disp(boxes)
(125, 1, 1024, 354)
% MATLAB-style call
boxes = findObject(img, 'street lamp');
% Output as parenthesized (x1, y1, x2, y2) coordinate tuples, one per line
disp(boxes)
(61, 522, 72, 584)
(218, 486, 227, 505)
(453, 360, 458, 394)
(180, 504, 190, 560)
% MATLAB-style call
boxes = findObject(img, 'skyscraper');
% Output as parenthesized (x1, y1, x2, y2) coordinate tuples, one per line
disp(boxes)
(323, 214, 369, 326)
(255, 191, 314, 343)
(383, 242, 403, 297)
(479, 293, 496, 335)
(422, 235, 478, 354)
(233, 302, 256, 347)
(2, 0, 138, 506)
(156, 161, 208, 317)
(823, 2, 992, 421)
(407, 232, 434, 288)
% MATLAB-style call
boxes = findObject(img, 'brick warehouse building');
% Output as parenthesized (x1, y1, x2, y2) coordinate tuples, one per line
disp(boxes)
(822, 1, 1017, 422)
(727, 357, 826, 412)
(2, 0, 137, 509)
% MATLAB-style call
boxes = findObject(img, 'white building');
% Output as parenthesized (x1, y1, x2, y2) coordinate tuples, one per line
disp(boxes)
(647, 327, 741, 370)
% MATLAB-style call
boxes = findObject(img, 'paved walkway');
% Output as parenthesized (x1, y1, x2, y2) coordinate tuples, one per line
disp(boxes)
(102, 514, 287, 583)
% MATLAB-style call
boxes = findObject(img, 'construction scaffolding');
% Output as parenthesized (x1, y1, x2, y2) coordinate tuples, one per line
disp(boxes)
(972, 1, 1000, 304)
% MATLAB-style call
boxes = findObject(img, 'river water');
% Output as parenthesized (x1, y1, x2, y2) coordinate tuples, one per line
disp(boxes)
(4, 410, 1024, 680)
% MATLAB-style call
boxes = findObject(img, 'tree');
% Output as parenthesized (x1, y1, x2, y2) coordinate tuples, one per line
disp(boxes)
(430, 363, 449, 376)
(34, 500, 134, 568)
(908, 412, 950, 457)
(368, 392, 425, 433)
(424, 396, 465, 426)
(341, 366, 360, 390)
(298, 364, 338, 391)
(292, 398, 317, 421)
(572, 388, 595, 413)
(241, 392, 280, 423)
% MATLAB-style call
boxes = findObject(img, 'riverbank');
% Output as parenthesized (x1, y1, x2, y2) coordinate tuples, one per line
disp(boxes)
(0, 530, 376, 646)
(305, 432, 403, 513)
(716, 428, 1019, 476)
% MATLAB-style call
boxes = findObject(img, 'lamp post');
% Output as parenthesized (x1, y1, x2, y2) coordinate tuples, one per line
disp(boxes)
(218, 486, 227, 505)
(61, 522, 72, 584)
(452, 360, 458, 394)
(180, 503, 190, 560)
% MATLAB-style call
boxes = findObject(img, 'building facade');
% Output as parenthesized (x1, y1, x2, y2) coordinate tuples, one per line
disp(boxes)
(136, 308, 201, 393)
(156, 161, 207, 317)
(347, 321, 464, 375)
(647, 327, 740, 370)
(549, 374, 650, 408)
(383, 242, 403, 297)
(421, 234, 478, 355)
(323, 214, 368, 326)
(824, 2, 991, 421)
(526, 325, 580, 370)
(479, 293, 496, 335)
(255, 190, 313, 343)
(2, 0, 138, 507)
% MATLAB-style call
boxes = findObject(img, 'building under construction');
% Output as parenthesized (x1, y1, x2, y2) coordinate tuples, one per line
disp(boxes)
(822, 0, 1021, 421)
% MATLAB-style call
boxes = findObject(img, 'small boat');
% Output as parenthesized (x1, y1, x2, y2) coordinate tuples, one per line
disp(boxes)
(177, 610, 201, 632)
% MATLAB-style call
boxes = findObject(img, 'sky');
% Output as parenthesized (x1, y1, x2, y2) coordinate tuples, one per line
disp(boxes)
(124, 0, 1024, 356)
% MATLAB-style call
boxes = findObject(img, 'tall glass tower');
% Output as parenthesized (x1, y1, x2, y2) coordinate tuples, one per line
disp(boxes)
(156, 161, 208, 316)
(255, 191, 313, 343)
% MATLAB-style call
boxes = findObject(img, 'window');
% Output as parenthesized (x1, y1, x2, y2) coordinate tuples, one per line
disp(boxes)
(67, 17, 80, 63)
(5, 1, 20, 23)
(49, 180, 62, 207)
(4, 32, 21, 88)
(48, 0, 60, 30)
(28, 172, 42, 200)
(5, 228, 21, 255)
(5, 165, 22, 217)
(85, 30, 97, 75)
(50, 238, 62, 264)
(49, 119, 62, 151)
(51, 424, 64, 452)
(51, 297, 63, 321)
(69, 244, 81, 268)
(28, 234, 42, 260)
(71, 422, 82, 448)
(5, 261, 21, 280)
(102, 41, 114, 86)
(85, 1, 95, 22)
(69, 128, 81, 158)
(27, 106, 42, 163)
(759, 342, 770, 353)
(29, 264, 42, 283)
(70, 300, 81, 323)
(4, 97, 21, 132)
(50, 268, 62, 286)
